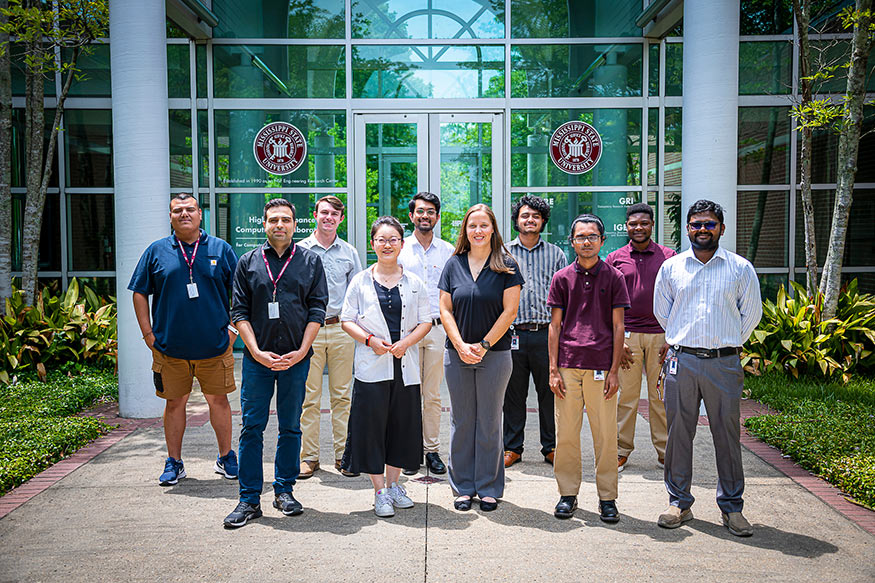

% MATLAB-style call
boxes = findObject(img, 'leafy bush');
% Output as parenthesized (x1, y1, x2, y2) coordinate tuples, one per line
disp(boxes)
(0, 279, 117, 383)
(743, 279, 875, 382)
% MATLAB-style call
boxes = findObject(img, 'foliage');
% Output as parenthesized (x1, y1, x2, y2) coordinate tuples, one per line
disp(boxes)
(744, 372, 875, 508)
(0, 278, 117, 383)
(0, 366, 117, 494)
(742, 279, 875, 381)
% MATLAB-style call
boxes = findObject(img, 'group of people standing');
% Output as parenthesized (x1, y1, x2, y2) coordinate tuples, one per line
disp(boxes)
(130, 190, 761, 537)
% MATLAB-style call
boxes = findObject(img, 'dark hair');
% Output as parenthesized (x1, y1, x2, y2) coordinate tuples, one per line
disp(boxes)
(408, 191, 441, 214)
(626, 202, 654, 221)
(686, 199, 724, 224)
(169, 193, 199, 210)
(568, 213, 605, 239)
(511, 195, 551, 232)
(315, 195, 345, 215)
(263, 198, 296, 221)
(370, 215, 404, 240)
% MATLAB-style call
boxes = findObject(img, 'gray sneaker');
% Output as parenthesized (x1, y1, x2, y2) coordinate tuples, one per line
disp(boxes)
(657, 505, 693, 528)
(374, 488, 395, 517)
(387, 482, 414, 509)
(722, 511, 753, 537)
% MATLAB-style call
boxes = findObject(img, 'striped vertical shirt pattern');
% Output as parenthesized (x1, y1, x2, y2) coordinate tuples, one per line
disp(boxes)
(653, 246, 762, 349)
(507, 237, 568, 325)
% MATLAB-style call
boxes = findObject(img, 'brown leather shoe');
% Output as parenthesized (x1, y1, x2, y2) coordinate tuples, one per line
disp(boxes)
(335, 459, 360, 477)
(504, 451, 521, 468)
(617, 455, 629, 473)
(544, 450, 555, 465)
(299, 460, 319, 479)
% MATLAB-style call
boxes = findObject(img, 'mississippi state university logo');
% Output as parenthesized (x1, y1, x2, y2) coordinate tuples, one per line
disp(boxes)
(253, 122, 307, 175)
(549, 121, 602, 175)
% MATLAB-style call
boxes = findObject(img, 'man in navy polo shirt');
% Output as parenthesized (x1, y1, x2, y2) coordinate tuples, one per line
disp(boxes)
(129, 193, 240, 486)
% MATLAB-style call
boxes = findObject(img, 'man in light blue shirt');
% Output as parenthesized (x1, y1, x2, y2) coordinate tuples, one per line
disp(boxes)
(653, 199, 762, 537)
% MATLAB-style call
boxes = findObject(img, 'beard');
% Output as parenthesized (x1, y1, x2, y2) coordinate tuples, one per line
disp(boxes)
(416, 221, 434, 233)
(689, 235, 719, 251)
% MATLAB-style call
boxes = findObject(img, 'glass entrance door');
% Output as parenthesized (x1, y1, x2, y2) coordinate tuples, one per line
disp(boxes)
(353, 112, 504, 263)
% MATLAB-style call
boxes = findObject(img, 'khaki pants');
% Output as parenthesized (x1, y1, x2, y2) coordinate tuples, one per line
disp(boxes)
(300, 323, 354, 462)
(418, 323, 446, 453)
(554, 368, 618, 500)
(617, 332, 668, 459)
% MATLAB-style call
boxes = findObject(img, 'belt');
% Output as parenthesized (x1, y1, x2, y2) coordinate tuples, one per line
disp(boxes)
(514, 323, 548, 332)
(431, 318, 442, 326)
(323, 316, 340, 326)
(676, 346, 741, 359)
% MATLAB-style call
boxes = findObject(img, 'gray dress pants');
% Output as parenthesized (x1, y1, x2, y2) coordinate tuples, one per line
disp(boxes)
(444, 348, 513, 499)
(663, 350, 745, 514)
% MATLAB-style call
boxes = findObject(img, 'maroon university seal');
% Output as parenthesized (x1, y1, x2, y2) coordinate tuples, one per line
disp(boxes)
(253, 122, 307, 175)
(549, 121, 602, 175)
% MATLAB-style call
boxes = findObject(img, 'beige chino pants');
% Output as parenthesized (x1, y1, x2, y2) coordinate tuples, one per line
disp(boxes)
(617, 331, 668, 460)
(417, 323, 445, 453)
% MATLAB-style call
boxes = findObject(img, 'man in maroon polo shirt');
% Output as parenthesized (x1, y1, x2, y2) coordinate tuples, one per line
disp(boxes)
(607, 203, 676, 472)
(547, 214, 630, 523)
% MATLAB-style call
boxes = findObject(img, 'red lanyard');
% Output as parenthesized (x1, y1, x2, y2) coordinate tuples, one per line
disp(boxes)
(176, 237, 200, 283)
(261, 244, 295, 301)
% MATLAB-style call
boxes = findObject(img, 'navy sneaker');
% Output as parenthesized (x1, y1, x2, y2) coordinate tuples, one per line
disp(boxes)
(215, 450, 238, 479)
(159, 457, 186, 486)
(223, 501, 262, 528)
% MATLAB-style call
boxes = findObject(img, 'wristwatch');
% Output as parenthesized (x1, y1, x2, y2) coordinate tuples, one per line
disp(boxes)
(479, 340, 491, 351)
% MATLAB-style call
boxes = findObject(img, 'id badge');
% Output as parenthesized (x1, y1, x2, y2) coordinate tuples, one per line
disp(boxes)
(510, 334, 520, 350)
(593, 370, 605, 381)
(186, 283, 199, 299)
(668, 357, 678, 375)
(624, 330, 631, 339)
(268, 301, 280, 319)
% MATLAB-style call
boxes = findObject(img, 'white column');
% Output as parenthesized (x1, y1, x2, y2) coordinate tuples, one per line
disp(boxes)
(681, 0, 739, 251)
(110, 0, 169, 418)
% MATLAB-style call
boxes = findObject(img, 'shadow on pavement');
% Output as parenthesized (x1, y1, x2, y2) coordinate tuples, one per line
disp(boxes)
(687, 520, 840, 558)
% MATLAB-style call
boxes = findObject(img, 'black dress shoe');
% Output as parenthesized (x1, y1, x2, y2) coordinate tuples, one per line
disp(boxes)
(273, 492, 303, 516)
(599, 499, 619, 523)
(402, 467, 419, 476)
(453, 497, 472, 511)
(554, 495, 577, 519)
(425, 452, 446, 474)
(479, 498, 498, 512)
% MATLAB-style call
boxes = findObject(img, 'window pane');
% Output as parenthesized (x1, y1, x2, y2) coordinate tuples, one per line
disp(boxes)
(799, 106, 875, 184)
(510, 109, 642, 187)
(65, 110, 113, 188)
(170, 110, 193, 188)
(353, 45, 504, 98)
(738, 107, 791, 185)
(352, 0, 503, 39)
(665, 43, 682, 96)
(757, 274, 788, 302)
(662, 191, 682, 250)
(213, 45, 345, 98)
(807, 41, 875, 93)
(648, 43, 659, 97)
(67, 194, 115, 270)
(11, 44, 55, 97)
(739, 41, 792, 95)
(214, 109, 346, 188)
(740, 0, 792, 35)
(64, 44, 111, 97)
(213, 0, 344, 38)
(795, 189, 875, 267)
(737, 190, 788, 267)
(167, 44, 190, 99)
(12, 109, 58, 188)
(511, 0, 641, 38)
(196, 44, 207, 99)
(511, 44, 642, 98)
(73, 277, 117, 297)
(11, 193, 61, 272)
(198, 110, 210, 188)
(664, 107, 682, 186)
(647, 108, 658, 186)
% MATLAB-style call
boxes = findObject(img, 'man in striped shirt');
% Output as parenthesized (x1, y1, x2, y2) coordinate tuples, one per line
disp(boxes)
(653, 199, 762, 537)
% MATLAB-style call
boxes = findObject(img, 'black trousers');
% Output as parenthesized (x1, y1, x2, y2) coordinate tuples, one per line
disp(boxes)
(502, 328, 555, 456)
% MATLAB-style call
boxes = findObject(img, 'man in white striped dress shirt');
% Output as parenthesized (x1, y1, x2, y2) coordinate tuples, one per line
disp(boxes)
(653, 199, 762, 537)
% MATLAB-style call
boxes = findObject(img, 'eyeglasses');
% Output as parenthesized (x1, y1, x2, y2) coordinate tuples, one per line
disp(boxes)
(373, 237, 402, 246)
(688, 221, 719, 231)
(414, 209, 437, 217)
(572, 235, 603, 244)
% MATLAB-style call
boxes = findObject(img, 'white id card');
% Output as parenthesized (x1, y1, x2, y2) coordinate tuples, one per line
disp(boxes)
(593, 370, 605, 381)
(668, 358, 678, 375)
(624, 330, 631, 339)
(268, 301, 280, 319)
(510, 335, 520, 350)
(186, 283, 199, 299)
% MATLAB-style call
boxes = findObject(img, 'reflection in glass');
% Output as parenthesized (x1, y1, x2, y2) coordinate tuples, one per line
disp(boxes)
(511, 44, 642, 98)
(213, 45, 345, 98)
(439, 121, 492, 243)
(795, 189, 875, 268)
(511, 0, 641, 38)
(737, 190, 788, 267)
(647, 109, 658, 186)
(800, 106, 875, 184)
(352, 0, 503, 39)
(68, 194, 114, 270)
(739, 41, 792, 95)
(196, 44, 208, 99)
(738, 107, 791, 185)
(65, 109, 113, 188)
(665, 43, 682, 96)
(741, 0, 792, 35)
(213, 0, 344, 38)
(757, 274, 788, 302)
(352, 45, 504, 98)
(169, 110, 192, 188)
(662, 191, 682, 250)
(198, 110, 210, 188)
(12, 193, 61, 271)
(65, 44, 112, 97)
(12, 109, 58, 188)
(648, 43, 659, 97)
(167, 44, 190, 99)
(806, 41, 875, 93)
(664, 107, 681, 186)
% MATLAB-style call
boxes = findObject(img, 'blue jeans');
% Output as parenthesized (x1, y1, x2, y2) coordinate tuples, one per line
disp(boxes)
(238, 354, 310, 505)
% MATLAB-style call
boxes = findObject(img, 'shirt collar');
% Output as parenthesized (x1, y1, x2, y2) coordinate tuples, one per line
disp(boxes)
(684, 245, 728, 266)
(262, 240, 295, 259)
(509, 236, 544, 251)
(628, 240, 656, 254)
(573, 257, 603, 275)
(304, 233, 339, 251)
(170, 229, 207, 247)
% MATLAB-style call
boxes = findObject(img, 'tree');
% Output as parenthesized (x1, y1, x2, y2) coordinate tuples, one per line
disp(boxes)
(0, 0, 11, 301)
(0, 0, 107, 305)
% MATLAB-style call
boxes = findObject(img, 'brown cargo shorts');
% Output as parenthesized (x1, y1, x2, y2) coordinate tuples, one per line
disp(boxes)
(151, 343, 237, 400)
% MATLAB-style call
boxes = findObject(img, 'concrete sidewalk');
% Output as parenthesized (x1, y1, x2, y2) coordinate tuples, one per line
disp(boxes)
(0, 366, 873, 583)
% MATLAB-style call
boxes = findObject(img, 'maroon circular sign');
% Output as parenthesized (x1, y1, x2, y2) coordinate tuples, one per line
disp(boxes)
(549, 121, 603, 175)
(253, 122, 307, 175)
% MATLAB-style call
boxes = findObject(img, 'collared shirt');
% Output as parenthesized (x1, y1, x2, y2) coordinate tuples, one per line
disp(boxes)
(507, 236, 567, 325)
(128, 229, 237, 360)
(606, 240, 677, 333)
(341, 266, 431, 385)
(298, 234, 361, 318)
(653, 246, 762, 349)
(397, 234, 455, 319)
(230, 241, 328, 358)
(547, 259, 630, 371)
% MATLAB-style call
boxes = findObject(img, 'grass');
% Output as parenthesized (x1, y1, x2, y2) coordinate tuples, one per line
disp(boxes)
(0, 366, 118, 495)
(744, 372, 875, 509)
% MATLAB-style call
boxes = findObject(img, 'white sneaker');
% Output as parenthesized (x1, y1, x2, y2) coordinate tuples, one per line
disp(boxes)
(374, 488, 395, 517)
(387, 482, 414, 509)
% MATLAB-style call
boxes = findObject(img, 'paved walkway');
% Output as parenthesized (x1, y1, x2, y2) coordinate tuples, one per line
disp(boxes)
(1, 363, 873, 582)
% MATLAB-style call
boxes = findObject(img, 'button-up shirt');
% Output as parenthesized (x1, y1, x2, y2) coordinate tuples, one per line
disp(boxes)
(397, 234, 455, 319)
(341, 266, 431, 385)
(231, 242, 328, 358)
(298, 234, 361, 318)
(653, 246, 762, 349)
(606, 240, 676, 333)
(507, 236, 567, 325)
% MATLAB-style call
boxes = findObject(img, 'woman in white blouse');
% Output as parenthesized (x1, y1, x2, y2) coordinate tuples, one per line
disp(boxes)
(340, 216, 432, 518)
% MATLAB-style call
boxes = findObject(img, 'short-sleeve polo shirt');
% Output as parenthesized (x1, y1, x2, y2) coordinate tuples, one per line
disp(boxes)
(547, 258, 630, 370)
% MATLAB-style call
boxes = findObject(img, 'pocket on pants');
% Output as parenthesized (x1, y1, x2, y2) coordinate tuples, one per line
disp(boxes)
(223, 353, 236, 391)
